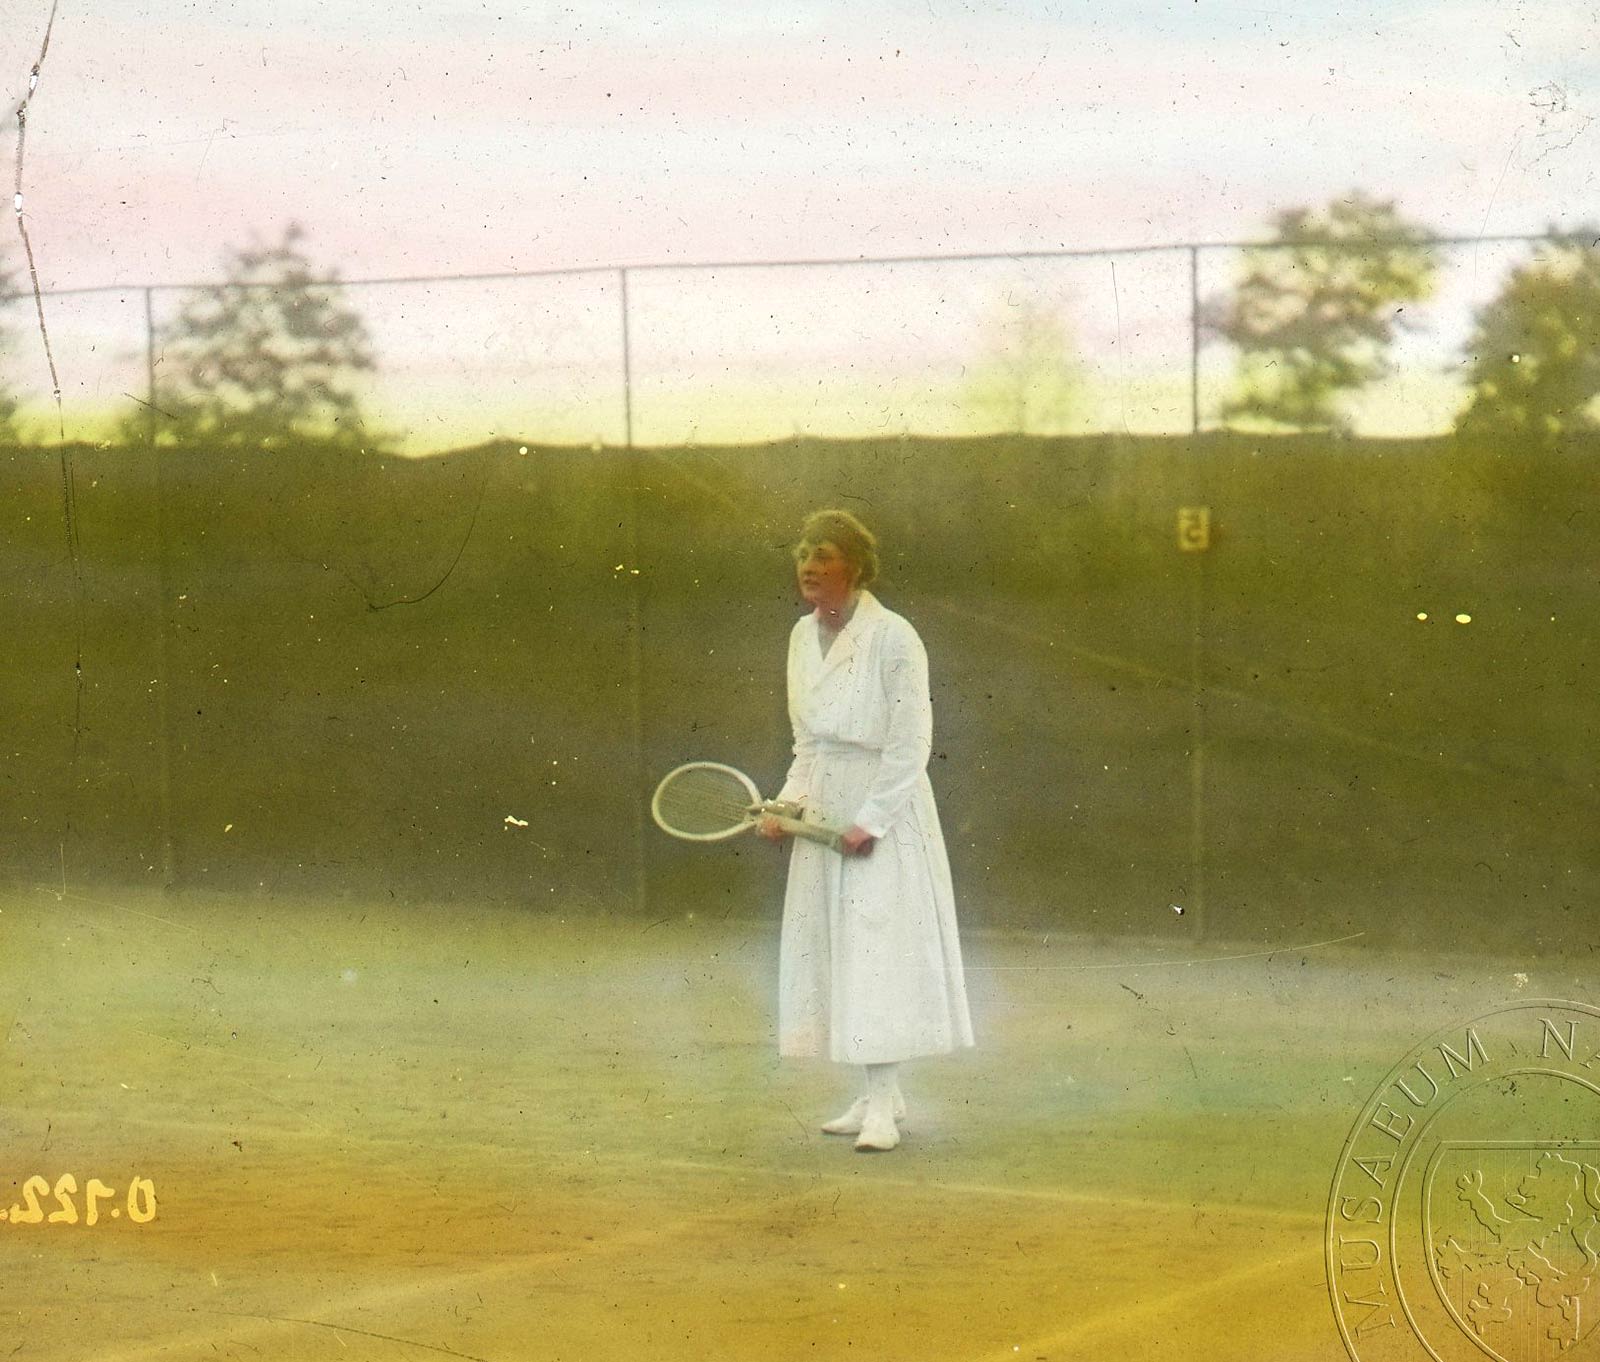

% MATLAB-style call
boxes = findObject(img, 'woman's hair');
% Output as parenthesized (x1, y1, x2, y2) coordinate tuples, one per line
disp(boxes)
(795, 508, 880, 589)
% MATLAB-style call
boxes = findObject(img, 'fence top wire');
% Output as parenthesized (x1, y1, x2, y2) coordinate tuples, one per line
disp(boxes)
(0, 231, 1571, 302)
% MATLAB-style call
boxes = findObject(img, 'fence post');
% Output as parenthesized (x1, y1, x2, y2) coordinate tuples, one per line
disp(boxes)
(1187, 247, 1208, 937)
(1188, 546, 1208, 940)
(618, 268, 649, 914)
(146, 287, 177, 891)
(620, 267, 635, 450)
(1189, 246, 1200, 436)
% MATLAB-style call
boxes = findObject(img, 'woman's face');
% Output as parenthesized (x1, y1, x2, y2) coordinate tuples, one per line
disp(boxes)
(795, 539, 857, 611)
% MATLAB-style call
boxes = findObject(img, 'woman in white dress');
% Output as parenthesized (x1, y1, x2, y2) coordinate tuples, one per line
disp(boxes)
(758, 509, 974, 1152)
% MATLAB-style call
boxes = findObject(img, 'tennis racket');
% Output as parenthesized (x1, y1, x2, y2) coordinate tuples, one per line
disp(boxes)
(650, 761, 847, 853)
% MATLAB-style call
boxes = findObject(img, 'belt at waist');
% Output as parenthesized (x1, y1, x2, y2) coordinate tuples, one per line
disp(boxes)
(809, 739, 880, 757)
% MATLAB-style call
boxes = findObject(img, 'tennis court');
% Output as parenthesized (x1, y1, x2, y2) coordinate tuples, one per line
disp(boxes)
(0, 883, 1571, 1361)
(3, 426, 1594, 1359)
(4, 4, 1594, 1355)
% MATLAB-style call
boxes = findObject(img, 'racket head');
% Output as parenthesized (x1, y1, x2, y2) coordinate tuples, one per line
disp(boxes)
(651, 761, 763, 842)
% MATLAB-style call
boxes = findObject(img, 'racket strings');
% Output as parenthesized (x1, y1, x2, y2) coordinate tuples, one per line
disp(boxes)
(661, 791, 752, 822)
(655, 772, 759, 836)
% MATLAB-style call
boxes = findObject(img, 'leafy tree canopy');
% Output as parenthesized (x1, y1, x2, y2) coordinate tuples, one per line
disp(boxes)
(1456, 228, 1600, 445)
(966, 294, 1080, 436)
(1214, 192, 1437, 433)
(154, 224, 380, 451)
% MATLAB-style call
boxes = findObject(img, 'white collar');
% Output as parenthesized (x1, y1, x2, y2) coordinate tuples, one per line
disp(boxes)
(812, 589, 880, 633)
(808, 590, 881, 671)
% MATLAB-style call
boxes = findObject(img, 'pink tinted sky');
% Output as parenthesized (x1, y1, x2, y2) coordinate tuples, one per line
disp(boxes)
(4, 0, 1595, 290)
(1, 0, 1593, 446)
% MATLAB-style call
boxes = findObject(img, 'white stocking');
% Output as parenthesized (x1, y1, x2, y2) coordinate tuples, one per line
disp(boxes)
(865, 1062, 900, 1107)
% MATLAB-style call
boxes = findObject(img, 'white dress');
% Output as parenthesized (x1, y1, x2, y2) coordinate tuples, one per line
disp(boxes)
(776, 590, 975, 1065)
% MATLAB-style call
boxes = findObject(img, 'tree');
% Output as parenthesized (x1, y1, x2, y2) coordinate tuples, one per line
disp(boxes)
(1456, 229, 1600, 443)
(1213, 193, 1437, 432)
(966, 294, 1080, 435)
(153, 224, 379, 450)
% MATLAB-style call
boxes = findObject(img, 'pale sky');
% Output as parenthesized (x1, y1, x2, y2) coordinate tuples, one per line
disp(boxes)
(3, 0, 1595, 446)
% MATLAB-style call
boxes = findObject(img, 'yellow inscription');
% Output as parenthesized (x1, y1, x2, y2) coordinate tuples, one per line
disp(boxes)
(2, 1176, 158, 1225)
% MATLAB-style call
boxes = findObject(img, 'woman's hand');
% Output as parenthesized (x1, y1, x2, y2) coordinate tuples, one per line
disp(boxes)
(840, 825, 876, 856)
(756, 815, 790, 843)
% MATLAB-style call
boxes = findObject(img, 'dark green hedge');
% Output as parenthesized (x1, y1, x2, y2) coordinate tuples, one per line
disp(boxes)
(3, 433, 1594, 948)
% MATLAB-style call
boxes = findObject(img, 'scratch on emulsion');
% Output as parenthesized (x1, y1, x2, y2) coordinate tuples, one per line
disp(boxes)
(213, 1313, 498, 1362)
(11, 0, 63, 423)
(12, 0, 82, 897)
(1109, 259, 1131, 436)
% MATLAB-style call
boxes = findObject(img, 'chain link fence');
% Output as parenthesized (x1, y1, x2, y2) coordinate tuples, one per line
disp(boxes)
(0, 232, 1574, 452)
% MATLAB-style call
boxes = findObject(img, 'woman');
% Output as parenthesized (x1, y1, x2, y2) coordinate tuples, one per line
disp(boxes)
(758, 509, 974, 1152)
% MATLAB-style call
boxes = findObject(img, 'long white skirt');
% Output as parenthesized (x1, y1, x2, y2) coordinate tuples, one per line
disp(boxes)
(778, 746, 975, 1065)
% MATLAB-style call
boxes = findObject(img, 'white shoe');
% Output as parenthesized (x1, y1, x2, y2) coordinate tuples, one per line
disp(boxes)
(854, 1100, 901, 1152)
(821, 1091, 907, 1136)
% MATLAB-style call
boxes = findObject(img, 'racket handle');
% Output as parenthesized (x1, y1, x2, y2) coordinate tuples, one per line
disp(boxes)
(772, 815, 847, 854)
